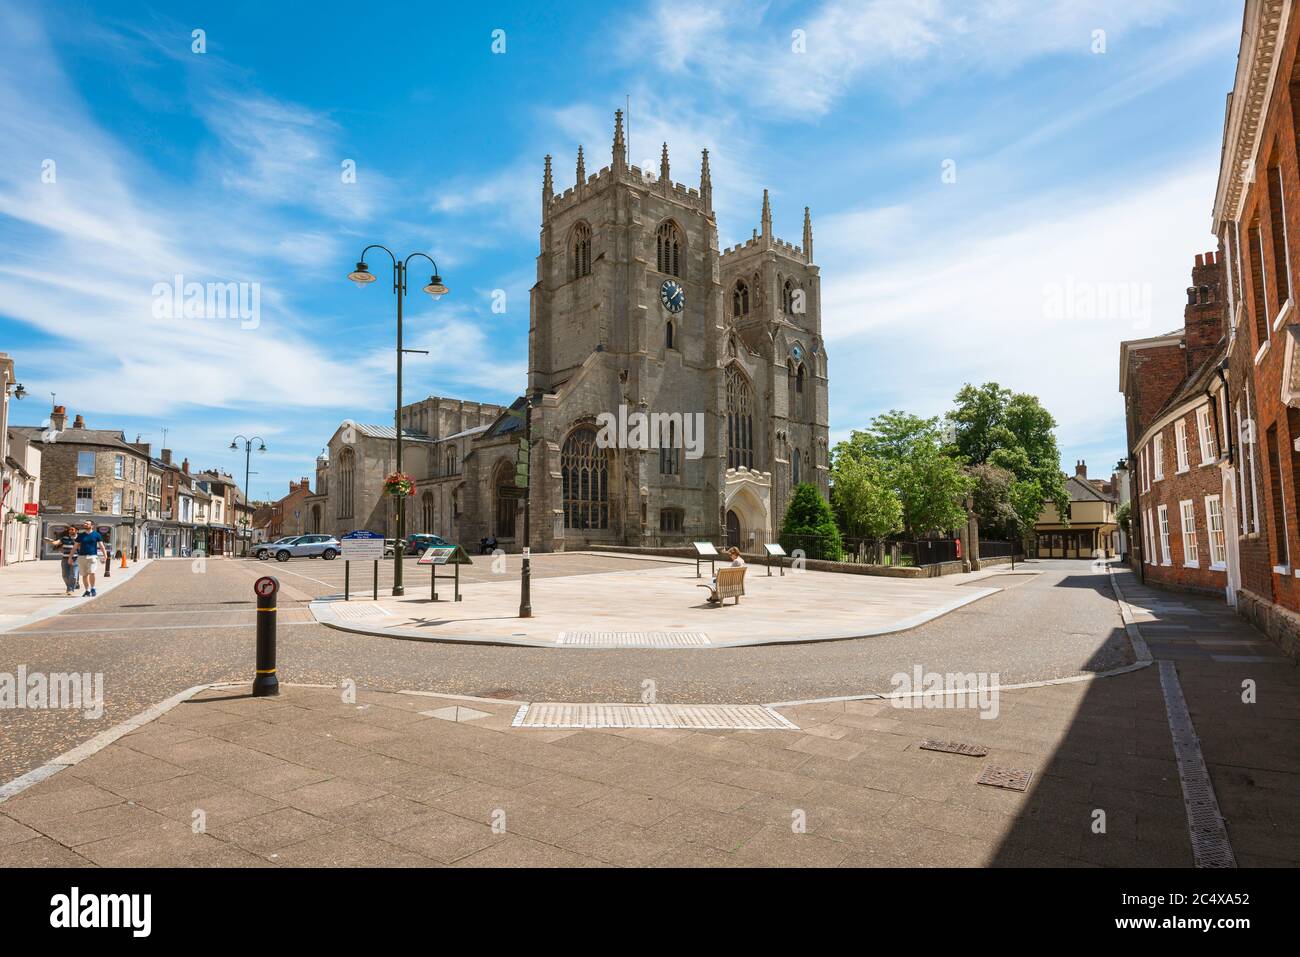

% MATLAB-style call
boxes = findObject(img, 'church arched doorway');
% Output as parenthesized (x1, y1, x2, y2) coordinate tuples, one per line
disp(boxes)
(725, 510, 741, 549)
(493, 461, 517, 539)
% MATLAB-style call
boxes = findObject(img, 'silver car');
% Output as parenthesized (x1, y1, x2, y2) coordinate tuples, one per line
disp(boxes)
(253, 536, 300, 561)
(260, 535, 341, 562)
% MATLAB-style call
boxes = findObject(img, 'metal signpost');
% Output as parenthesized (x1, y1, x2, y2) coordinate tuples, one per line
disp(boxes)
(418, 545, 472, 602)
(693, 541, 719, 578)
(763, 542, 788, 576)
(341, 530, 385, 601)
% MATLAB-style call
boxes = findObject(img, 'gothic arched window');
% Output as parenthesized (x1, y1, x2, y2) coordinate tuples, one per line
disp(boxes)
(570, 222, 592, 280)
(793, 448, 801, 485)
(421, 491, 435, 533)
(732, 280, 749, 318)
(562, 427, 609, 530)
(445, 449, 458, 476)
(493, 460, 517, 538)
(337, 447, 355, 520)
(665, 320, 675, 350)
(656, 221, 682, 277)
(726, 364, 754, 469)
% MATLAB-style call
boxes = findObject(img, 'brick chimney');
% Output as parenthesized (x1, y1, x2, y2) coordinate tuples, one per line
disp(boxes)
(1075, 460, 1088, 479)
(181, 458, 190, 474)
(49, 405, 66, 431)
(1184, 248, 1226, 375)
(72, 413, 85, 429)
(161, 448, 172, 465)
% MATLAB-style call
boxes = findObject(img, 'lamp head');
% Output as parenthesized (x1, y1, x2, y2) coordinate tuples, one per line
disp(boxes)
(348, 261, 377, 284)
(422, 275, 449, 299)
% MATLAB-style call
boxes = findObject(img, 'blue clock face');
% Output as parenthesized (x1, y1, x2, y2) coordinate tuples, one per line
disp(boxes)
(792, 343, 804, 361)
(660, 280, 685, 313)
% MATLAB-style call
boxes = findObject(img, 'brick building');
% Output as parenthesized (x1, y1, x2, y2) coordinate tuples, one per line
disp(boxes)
(1208, 0, 1300, 655)
(12, 406, 152, 559)
(1120, 251, 1230, 596)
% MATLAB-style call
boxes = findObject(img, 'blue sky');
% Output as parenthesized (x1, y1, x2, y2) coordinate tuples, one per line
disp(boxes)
(0, 0, 1242, 500)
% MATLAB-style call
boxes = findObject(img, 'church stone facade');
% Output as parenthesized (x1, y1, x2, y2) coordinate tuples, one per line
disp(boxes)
(308, 112, 829, 552)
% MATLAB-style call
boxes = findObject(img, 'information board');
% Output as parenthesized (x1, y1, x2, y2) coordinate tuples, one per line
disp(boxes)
(341, 529, 385, 561)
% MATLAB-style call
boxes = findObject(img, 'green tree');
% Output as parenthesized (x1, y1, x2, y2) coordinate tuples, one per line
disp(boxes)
(947, 383, 1069, 530)
(967, 463, 1016, 539)
(779, 483, 844, 561)
(834, 411, 972, 537)
(831, 453, 903, 542)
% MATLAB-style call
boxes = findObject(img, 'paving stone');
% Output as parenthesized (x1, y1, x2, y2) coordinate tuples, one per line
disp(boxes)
(210, 807, 341, 853)
(0, 835, 93, 867)
(270, 828, 435, 867)
(558, 819, 677, 866)
(277, 777, 388, 815)
(385, 809, 500, 863)
(456, 835, 597, 868)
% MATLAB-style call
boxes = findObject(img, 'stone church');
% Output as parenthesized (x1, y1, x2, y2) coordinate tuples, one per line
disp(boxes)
(305, 111, 829, 551)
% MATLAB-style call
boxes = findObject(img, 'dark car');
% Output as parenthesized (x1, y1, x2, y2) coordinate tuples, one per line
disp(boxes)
(404, 533, 452, 555)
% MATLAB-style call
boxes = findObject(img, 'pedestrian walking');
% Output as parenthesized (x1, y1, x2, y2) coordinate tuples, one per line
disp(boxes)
(75, 521, 109, 597)
(44, 525, 79, 596)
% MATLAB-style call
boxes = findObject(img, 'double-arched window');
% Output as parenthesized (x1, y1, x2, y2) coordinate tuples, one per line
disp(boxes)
(562, 426, 609, 530)
(726, 364, 754, 469)
(570, 222, 592, 280)
(782, 279, 796, 313)
(732, 280, 750, 318)
(656, 221, 682, 277)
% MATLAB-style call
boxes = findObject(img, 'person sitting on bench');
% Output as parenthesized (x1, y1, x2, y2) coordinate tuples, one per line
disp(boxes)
(480, 536, 498, 555)
(700, 547, 745, 604)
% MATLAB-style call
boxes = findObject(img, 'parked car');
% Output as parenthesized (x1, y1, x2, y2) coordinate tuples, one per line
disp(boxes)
(404, 533, 453, 555)
(259, 534, 342, 562)
(253, 536, 301, 560)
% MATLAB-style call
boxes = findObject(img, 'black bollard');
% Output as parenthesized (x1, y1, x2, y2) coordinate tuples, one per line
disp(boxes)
(252, 575, 279, 697)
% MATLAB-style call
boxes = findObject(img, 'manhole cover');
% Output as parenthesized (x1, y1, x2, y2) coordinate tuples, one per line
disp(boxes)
(977, 766, 1034, 791)
(512, 703, 797, 730)
(920, 739, 989, 757)
(557, 631, 711, 648)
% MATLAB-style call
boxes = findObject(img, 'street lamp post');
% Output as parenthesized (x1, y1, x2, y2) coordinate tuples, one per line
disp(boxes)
(229, 435, 266, 558)
(348, 247, 448, 596)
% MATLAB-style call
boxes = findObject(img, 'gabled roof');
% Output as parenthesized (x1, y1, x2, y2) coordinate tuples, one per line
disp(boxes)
(480, 398, 527, 440)
(1066, 474, 1111, 503)
(10, 425, 144, 454)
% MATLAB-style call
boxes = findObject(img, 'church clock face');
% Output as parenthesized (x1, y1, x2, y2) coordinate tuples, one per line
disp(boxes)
(791, 343, 804, 361)
(660, 279, 685, 313)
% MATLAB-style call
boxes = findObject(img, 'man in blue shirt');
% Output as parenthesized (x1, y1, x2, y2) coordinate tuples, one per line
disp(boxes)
(75, 521, 108, 597)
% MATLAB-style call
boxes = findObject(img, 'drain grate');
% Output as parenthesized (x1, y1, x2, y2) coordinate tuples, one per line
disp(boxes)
(920, 739, 989, 757)
(330, 603, 393, 621)
(977, 766, 1034, 791)
(557, 631, 711, 648)
(1157, 660, 1236, 868)
(512, 702, 797, 730)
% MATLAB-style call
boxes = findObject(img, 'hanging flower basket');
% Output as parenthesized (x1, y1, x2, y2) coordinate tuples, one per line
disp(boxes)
(382, 472, 417, 497)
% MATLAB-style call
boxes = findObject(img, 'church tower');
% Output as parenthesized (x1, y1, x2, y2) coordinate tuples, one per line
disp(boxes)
(528, 111, 726, 547)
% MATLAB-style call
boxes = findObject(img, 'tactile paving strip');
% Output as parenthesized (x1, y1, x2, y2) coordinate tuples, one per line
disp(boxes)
(512, 702, 797, 730)
(557, 631, 711, 648)
(329, 603, 394, 621)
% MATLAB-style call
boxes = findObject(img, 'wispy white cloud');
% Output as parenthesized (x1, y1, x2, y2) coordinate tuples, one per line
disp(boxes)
(626, 0, 1196, 117)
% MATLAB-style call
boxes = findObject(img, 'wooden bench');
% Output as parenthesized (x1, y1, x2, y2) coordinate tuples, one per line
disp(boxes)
(697, 565, 747, 605)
